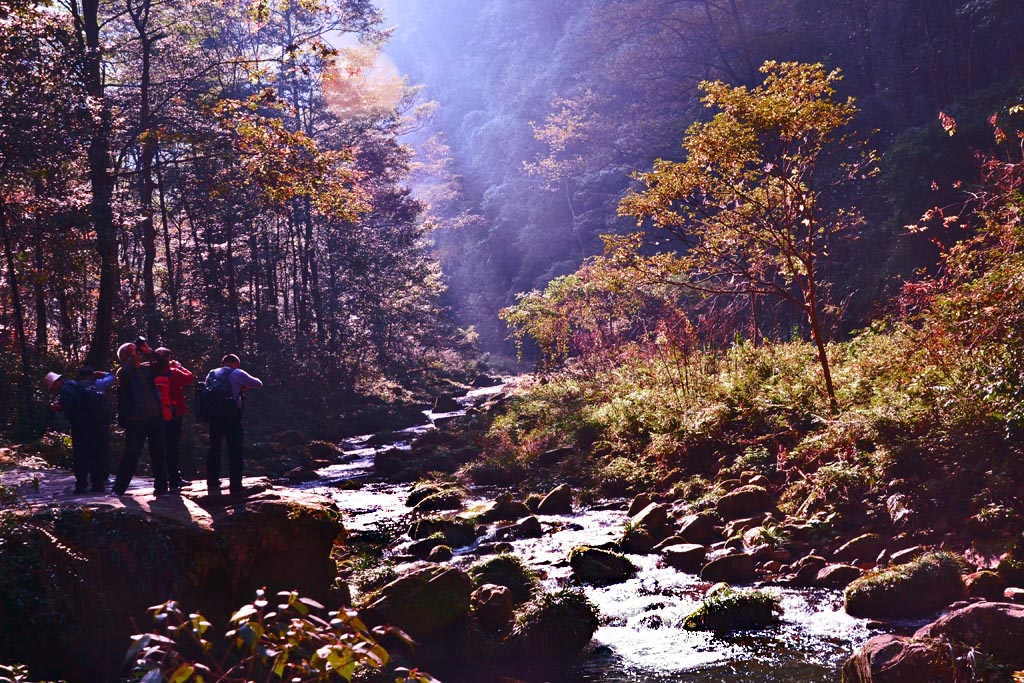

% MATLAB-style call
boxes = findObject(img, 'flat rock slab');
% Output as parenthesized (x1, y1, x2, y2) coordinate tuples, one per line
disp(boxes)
(0, 464, 312, 531)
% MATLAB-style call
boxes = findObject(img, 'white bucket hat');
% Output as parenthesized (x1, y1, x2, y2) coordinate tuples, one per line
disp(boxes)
(43, 372, 63, 392)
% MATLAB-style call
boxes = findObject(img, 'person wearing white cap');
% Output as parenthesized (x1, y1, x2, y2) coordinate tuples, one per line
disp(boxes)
(45, 369, 113, 493)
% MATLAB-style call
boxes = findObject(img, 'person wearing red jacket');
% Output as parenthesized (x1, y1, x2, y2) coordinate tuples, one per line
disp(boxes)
(153, 347, 195, 492)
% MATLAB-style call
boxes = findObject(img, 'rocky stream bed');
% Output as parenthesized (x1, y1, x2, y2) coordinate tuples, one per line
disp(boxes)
(3, 382, 1024, 683)
(304, 385, 879, 683)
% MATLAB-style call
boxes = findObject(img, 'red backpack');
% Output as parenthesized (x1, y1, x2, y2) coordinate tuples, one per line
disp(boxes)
(154, 375, 173, 421)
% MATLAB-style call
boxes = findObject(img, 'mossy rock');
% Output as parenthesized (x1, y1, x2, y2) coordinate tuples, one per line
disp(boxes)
(501, 589, 599, 668)
(307, 440, 341, 460)
(413, 489, 464, 513)
(407, 483, 445, 507)
(468, 554, 539, 605)
(362, 565, 473, 639)
(683, 585, 781, 632)
(568, 546, 637, 585)
(408, 517, 477, 548)
(845, 552, 966, 619)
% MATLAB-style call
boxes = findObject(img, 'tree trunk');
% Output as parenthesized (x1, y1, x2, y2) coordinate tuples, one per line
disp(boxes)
(77, 0, 119, 371)
(806, 298, 838, 415)
(0, 202, 33, 406)
(33, 227, 47, 351)
(156, 160, 179, 319)
(128, 0, 159, 337)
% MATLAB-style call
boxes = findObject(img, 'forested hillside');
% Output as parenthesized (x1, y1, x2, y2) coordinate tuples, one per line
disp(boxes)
(0, 0, 459, 430)
(386, 0, 1023, 353)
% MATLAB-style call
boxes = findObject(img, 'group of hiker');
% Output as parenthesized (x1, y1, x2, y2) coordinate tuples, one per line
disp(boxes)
(44, 337, 263, 498)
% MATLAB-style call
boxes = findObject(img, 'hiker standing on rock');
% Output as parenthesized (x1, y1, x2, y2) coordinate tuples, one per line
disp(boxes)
(153, 347, 194, 492)
(202, 354, 262, 497)
(112, 341, 168, 496)
(44, 369, 114, 494)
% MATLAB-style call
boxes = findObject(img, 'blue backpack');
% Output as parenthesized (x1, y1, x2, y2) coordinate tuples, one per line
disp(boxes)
(82, 379, 115, 424)
(196, 369, 239, 422)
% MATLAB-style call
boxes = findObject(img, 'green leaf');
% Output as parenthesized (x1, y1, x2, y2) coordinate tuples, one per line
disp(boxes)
(170, 663, 195, 683)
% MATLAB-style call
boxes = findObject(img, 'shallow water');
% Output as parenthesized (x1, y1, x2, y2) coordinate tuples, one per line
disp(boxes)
(301, 385, 875, 683)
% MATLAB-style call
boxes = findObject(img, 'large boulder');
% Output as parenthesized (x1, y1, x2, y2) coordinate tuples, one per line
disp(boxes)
(412, 489, 464, 513)
(816, 564, 863, 589)
(619, 527, 654, 554)
(701, 552, 756, 584)
(683, 585, 781, 632)
(475, 493, 532, 523)
(964, 570, 1006, 600)
(662, 544, 708, 573)
(629, 503, 671, 541)
(493, 515, 543, 541)
(408, 517, 477, 547)
(470, 584, 514, 633)
(0, 478, 342, 683)
(362, 565, 473, 639)
(914, 601, 1024, 670)
(834, 533, 885, 564)
(843, 602, 1024, 683)
(468, 554, 538, 605)
(569, 546, 637, 585)
(845, 552, 966, 619)
(841, 634, 954, 683)
(501, 589, 599, 669)
(536, 484, 573, 515)
(677, 511, 721, 544)
(716, 486, 771, 521)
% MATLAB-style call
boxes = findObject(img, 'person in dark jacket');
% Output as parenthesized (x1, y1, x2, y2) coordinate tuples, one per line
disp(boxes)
(45, 369, 113, 494)
(112, 341, 168, 496)
(205, 354, 262, 497)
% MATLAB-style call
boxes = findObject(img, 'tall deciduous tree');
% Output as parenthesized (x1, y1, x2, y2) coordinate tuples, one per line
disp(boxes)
(620, 61, 877, 413)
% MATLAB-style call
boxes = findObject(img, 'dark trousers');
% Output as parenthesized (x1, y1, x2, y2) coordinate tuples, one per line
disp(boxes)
(70, 420, 110, 491)
(164, 415, 184, 487)
(114, 417, 167, 494)
(207, 415, 243, 492)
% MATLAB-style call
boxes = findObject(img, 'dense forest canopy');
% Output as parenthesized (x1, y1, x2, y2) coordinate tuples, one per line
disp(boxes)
(0, 0, 461, 429)
(1, 0, 1022, 429)
(384, 0, 1024, 354)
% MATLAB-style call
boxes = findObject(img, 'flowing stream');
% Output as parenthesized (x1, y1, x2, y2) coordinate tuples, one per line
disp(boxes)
(300, 385, 877, 682)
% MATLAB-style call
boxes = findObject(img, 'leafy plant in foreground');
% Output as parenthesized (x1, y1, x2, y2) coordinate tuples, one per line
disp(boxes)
(127, 589, 436, 683)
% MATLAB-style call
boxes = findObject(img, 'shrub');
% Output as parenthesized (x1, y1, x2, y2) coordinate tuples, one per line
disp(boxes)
(127, 590, 438, 683)
(597, 456, 654, 497)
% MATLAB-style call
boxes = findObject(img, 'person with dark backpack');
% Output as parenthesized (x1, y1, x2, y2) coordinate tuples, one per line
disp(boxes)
(45, 368, 114, 493)
(201, 354, 262, 497)
(112, 341, 168, 496)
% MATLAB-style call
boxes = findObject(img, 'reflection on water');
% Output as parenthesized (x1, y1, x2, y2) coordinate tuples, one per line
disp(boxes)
(301, 384, 873, 683)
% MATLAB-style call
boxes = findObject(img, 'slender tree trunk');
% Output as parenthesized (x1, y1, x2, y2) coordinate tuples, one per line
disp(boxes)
(803, 274, 838, 414)
(77, 0, 119, 370)
(0, 202, 33, 405)
(128, 0, 159, 337)
(156, 160, 179, 319)
(32, 227, 47, 351)
(302, 198, 325, 342)
(225, 217, 241, 351)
